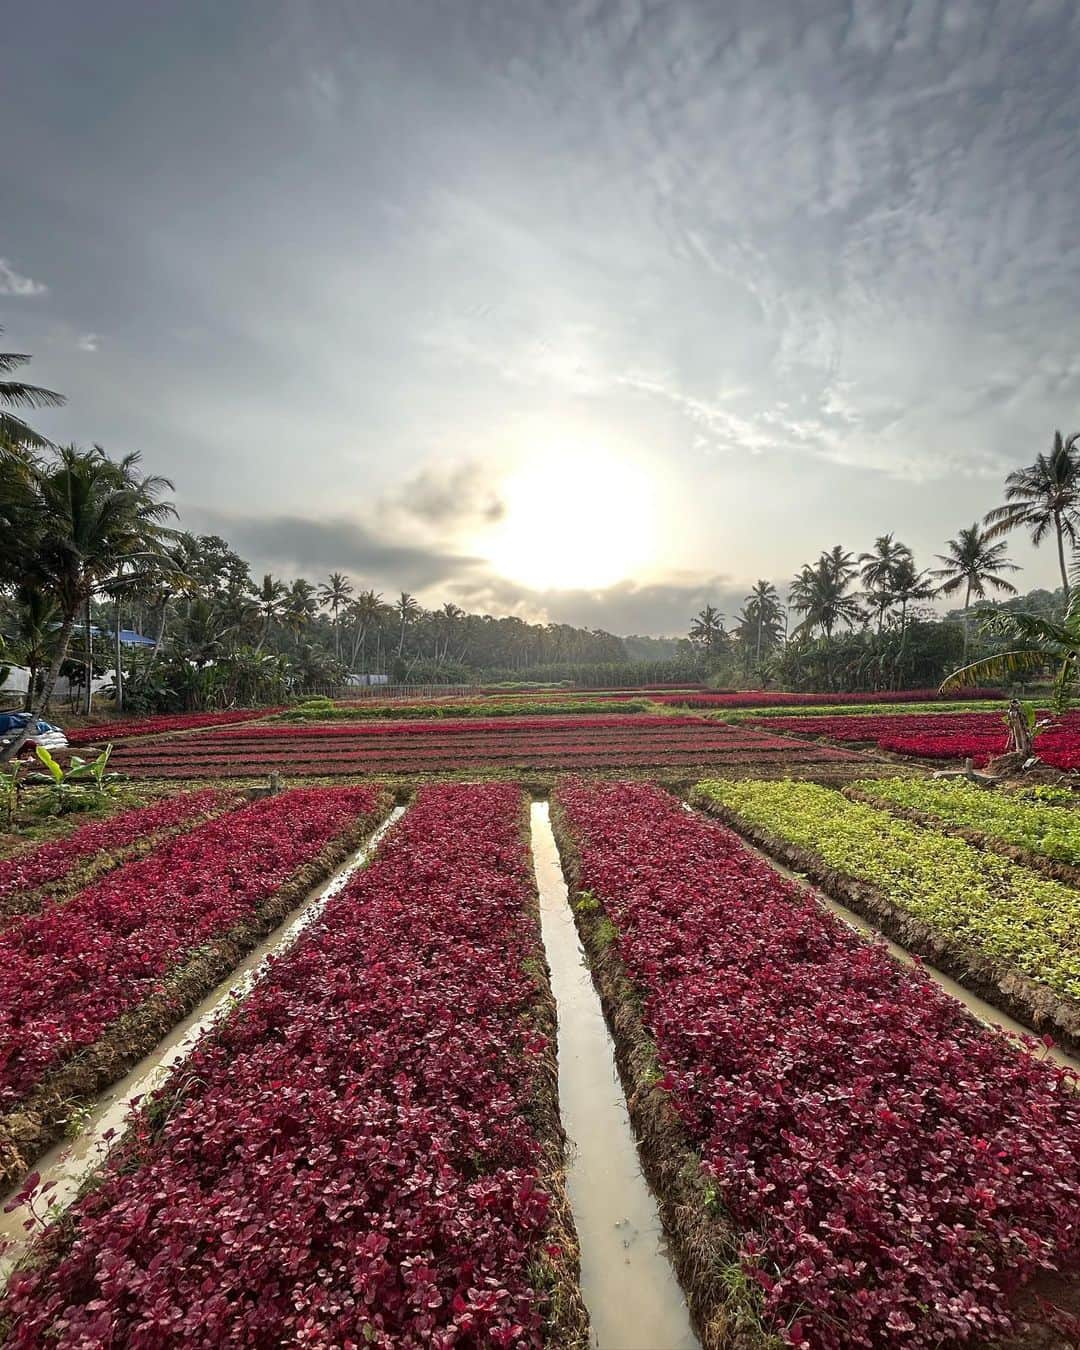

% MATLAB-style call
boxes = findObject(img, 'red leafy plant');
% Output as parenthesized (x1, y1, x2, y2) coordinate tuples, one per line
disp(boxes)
(66, 708, 282, 746)
(2, 783, 569, 1347)
(554, 779, 1080, 1348)
(0, 788, 225, 908)
(0, 785, 386, 1109)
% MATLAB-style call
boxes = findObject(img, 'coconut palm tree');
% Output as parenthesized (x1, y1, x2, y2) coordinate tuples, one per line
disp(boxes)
(858, 534, 913, 634)
(888, 557, 936, 634)
(790, 549, 863, 639)
(396, 591, 420, 658)
(283, 578, 319, 648)
(984, 430, 1080, 600)
(253, 574, 287, 653)
(0, 330, 65, 449)
(741, 580, 784, 666)
(932, 525, 1019, 659)
(1, 445, 176, 759)
(689, 604, 726, 654)
(345, 589, 387, 670)
(318, 571, 354, 658)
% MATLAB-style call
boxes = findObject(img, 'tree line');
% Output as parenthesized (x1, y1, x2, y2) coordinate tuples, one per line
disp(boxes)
(689, 432, 1080, 692)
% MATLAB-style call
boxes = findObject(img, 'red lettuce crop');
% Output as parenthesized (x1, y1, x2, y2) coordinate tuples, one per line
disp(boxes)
(107, 719, 859, 779)
(66, 709, 282, 745)
(0, 789, 224, 908)
(3, 784, 566, 1347)
(756, 709, 1080, 769)
(554, 779, 1080, 1347)
(652, 688, 1002, 708)
(0, 786, 386, 1109)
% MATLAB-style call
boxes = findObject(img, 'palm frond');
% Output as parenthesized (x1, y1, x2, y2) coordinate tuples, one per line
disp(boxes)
(939, 648, 1048, 691)
(0, 380, 66, 410)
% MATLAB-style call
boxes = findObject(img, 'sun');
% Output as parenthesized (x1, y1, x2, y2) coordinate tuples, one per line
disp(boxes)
(481, 446, 657, 591)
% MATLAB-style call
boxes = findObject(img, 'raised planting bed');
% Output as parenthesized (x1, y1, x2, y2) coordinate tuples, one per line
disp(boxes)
(847, 777, 1080, 879)
(105, 718, 866, 779)
(0, 784, 588, 1348)
(281, 697, 653, 721)
(651, 688, 1002, 710)
(0, 788, 229, 923)
(0, 785, 392, 1185)
(65, 709, 283, 746)
(552, 778, 1080, 1349)
(749, 710, 1080, 770)
(692, 779, 1080, 1051)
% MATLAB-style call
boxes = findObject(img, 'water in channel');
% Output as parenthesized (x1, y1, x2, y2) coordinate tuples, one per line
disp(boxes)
(0, 805, 405, 1285)
(531, 801, 698, 1350)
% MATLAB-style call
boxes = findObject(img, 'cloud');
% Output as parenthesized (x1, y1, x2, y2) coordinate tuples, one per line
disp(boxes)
(182, 506, 482, 592)
(382, 459, 505, 529)
(0, 258, 47, 296)
(76, 333, 101, 352)
(446, 573, 755, 637)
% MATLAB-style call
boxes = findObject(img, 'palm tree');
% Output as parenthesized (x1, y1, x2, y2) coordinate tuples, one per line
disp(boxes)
(0, 330, 65, 449)
(932, 524, 1019, 659)
(790, 549, 863, 638)
(345, 589, 386, 670)
(283, 579, 318, 648)
(689, 604, 726, 654)
(253, 574, 287, 653)
(396, 591, 420, 658)
(888, 557, 935, 634)
(318, 572, 353, 659)
(858, 534, 913, 634)
(984, 430, 1080, 599)
(744, 580, 784, 666)
(1, 445, 176, 759)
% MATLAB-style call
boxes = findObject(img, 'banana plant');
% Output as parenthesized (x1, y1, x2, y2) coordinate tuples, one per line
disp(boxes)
(30, 744, 121, 810)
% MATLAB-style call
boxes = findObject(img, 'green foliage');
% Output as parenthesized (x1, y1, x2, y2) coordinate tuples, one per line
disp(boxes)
(30, 744, 122, 811)
(853, 776, 1080, 864)
(0, 764, 19, 828)
(573, 890, 601, 914)
(693, 778, 1080, 1000)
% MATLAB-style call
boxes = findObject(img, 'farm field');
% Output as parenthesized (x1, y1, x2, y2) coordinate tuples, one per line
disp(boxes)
(103, 711, 869, 780)
(0, 784, 587, 1347)
(2, 688, 1080, 1347)
(553, 778, 1080, 1347)
(750, 708, 1080, 768)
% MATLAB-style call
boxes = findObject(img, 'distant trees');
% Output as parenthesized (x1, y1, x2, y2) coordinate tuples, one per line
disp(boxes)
(688, 605, 727, 657)
(790, 547, 862, 639)
(0, 445, 176, 757)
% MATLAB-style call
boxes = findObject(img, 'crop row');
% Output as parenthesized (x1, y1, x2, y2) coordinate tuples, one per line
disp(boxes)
(205, 713, 707, 741)
(849, 776, 1080, 866)
(692, 778, 1080, 1038)
(651, 687, 1001, 709)
(553, 779, 1080, 1347)
(66, 709, 281, 746)
(106, 734, 858, 779)
(283, 696, 652, 722)
(754, 709, 1080, 769)
(0, 788, 226, 918)
(1, 784, 587, 1347)
(0, 785, 391, 1184)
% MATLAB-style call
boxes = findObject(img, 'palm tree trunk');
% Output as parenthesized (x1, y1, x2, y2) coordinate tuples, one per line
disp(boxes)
(0, 608, 78, 763)
(84, 598, 94, 716)
(114, 597, 124, 712)
(1055, 512, 1070, 606)
(397, 615, 406, 658)
(151, 600, 168, 664)
(962, 580, 971, 661)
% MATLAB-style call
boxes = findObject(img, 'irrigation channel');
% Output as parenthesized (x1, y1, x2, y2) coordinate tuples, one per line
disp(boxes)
(531, 801, 698, 1350)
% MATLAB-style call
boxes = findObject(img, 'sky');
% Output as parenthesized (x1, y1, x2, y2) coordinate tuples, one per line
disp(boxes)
(5, 0, 1080, 636)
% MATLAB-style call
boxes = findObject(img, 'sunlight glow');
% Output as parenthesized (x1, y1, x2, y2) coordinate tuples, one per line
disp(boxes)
(480, 446, 657, 591)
